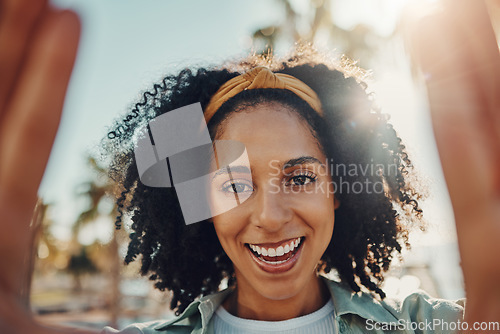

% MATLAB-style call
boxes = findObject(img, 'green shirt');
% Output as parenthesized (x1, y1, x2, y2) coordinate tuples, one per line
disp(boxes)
(102, 276, 465, 334)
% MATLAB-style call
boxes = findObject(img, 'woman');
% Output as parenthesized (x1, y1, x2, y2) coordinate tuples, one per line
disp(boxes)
(0, 1, 499, 334)
(100, 54, 464, 334)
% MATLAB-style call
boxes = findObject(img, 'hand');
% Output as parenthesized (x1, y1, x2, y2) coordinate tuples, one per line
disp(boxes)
(0, 0, 87, 332)
(408, 0, 500, 330)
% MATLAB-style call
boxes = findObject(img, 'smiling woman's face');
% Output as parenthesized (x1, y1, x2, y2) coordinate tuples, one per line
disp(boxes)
(210, 102, 338, 307)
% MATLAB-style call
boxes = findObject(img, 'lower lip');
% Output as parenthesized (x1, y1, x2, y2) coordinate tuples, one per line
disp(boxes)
(247, 240, 304, 274)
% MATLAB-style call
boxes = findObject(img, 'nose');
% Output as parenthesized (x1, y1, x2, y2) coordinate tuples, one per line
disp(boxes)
(250, 183, 292, 232)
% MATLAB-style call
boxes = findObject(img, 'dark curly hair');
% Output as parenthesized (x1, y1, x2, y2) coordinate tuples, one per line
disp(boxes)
(103, 49, 424, 316)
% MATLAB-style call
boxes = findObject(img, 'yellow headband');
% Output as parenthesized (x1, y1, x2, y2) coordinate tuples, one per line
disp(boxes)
(204, 66, 323, 122)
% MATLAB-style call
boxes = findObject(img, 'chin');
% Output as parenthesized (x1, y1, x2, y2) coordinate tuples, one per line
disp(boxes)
(251, 274, 307, 301)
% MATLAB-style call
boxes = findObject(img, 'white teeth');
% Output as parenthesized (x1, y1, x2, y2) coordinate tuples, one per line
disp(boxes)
(276, 246, 284, 256)
(248, 237, 303, 259)
(268, 248, 276, 257)
(260, 257, 288, 265)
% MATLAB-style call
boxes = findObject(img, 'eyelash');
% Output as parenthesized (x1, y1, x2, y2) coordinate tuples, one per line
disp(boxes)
(219, 171, 318, 194)
(285, 171, 318, 187)
(221, 180, 253, 194)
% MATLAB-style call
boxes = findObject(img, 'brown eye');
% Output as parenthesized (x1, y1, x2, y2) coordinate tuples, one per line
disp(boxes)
(290, 176, 311, 186)
(286, 171, 317, 187)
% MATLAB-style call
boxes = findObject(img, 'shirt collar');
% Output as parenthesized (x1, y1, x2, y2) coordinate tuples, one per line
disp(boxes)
(322, 276, 399, 324)
(154, 288, 232, 331)
(155, 276, 399, 331)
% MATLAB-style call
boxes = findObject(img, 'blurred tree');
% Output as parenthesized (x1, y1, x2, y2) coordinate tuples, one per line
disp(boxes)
(252, 0, 392, 69)
(35, 207, 74, 279)
(66, 247, 97, 291)
(74, 156, 122, 328)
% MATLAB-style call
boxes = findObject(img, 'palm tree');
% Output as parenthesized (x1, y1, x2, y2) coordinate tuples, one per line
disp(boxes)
(74, 156, 122, 328)
(252, 0, 393, 69)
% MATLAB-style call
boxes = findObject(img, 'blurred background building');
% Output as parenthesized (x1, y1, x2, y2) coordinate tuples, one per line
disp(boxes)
(30, 0, 489, 330)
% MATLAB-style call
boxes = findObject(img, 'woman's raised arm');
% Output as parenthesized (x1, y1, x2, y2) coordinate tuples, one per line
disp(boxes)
(408, 0, 500, 329)
(0, 0, 89, 332)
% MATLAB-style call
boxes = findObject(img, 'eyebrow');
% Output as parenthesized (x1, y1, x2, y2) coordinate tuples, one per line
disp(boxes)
(212, 165, 251, 179)
(281, 156, 324, 169)
(211, 156, 324, 179)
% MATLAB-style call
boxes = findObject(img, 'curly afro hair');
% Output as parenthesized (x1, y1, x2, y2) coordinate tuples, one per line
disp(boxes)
(103, 49, 424, 315)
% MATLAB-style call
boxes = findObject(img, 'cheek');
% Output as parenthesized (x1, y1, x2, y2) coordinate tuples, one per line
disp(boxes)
(291, 183, 336, 217)
(290, 187, 335, 243)
(212, 217, 251, 272)
(212, 213, 246, 249)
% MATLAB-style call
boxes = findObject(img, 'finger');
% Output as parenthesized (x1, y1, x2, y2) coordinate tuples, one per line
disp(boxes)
(413, 1, 500, 145)
(407, 0, 500, 327)
(0, 0, 47, 120)
(407, 0, 500, 210)
(0, 9, 80, 295)
(441, 0, 500, 144)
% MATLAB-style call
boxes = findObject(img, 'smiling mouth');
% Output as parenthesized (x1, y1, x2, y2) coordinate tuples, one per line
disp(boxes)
(245, 237, 305, 266)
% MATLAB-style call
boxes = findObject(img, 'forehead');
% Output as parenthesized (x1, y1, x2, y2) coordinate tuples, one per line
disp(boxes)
(215, 103, 325, 166)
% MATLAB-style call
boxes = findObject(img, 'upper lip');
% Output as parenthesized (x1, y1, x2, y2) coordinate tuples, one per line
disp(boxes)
(245, 237, 303, 249)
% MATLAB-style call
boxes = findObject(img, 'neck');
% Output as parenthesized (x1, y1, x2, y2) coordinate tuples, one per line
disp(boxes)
(223, 274, 329, 321)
